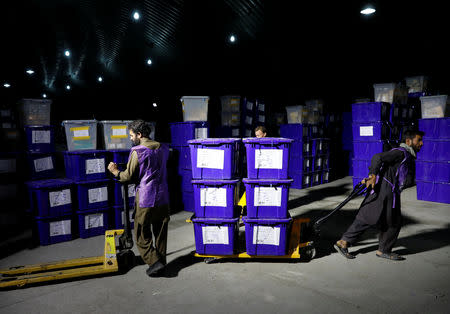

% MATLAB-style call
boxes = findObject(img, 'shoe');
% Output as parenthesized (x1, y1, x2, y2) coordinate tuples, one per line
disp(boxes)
(375, 252, 405, 261)
(333, 243, 356, 259)
(146, 261, 165, 277)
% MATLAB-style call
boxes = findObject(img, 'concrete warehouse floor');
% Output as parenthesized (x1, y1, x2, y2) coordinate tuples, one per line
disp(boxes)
(0, 176, 449, 314)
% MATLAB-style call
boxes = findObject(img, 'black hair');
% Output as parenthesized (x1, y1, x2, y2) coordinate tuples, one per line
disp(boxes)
(402, 130, 425, 143)
(128, 119, 152, 138)
(255, 125, 267, 134)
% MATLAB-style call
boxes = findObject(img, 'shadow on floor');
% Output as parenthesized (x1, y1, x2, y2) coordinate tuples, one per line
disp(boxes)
(159, 251, 202, 278)
(288, 183, 355, 210)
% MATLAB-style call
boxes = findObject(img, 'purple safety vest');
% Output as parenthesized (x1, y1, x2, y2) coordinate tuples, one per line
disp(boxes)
(130, 143, 169, 208)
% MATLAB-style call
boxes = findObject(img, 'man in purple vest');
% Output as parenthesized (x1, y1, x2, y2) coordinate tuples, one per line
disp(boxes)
(334, 130, 424, 261)
(107, 119, 170, 277)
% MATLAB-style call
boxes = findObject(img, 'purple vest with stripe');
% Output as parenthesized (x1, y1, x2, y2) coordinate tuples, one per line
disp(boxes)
(130, 143, 169, 208)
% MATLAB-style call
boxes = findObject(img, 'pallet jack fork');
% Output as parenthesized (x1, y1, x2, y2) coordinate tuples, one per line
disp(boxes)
(0, 180, 135, 289)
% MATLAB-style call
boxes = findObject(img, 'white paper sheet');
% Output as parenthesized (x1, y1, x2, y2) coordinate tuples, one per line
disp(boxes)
(88, 187, 108, 203)
(34, 157, 53, 172)
(32, 130, 51, 144)
(202, 226, 229, 244)
(112, 127, 127, 136)
(85, 158, 105, 174)
(196, 148, 224, 169)
(49, 189, 71, 207)
(360, 126, 374, 136)
(73, 129, 89, 138)
(254, 149, 283, 169)
(254, 187, 282, 207)
(252, 226, 280, 245)
(85, 213, 104, 229)
(50, 220, 71, 237)
(200, 187, 227, 207)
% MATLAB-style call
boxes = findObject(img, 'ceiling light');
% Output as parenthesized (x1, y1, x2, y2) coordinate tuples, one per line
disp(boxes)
(152, 102, 157, 107)
(360, 7, 376, 15)
(133, 11, 140, 20)
(3, 83, 11, 88)
(66, 84, 71, 90)
(98, 76, 103, 82)
(146, 58, 152, 65)
(42, 93, 47, 98)
(26, 69, 35, 75)
(229, 35, 236, 43)
(64, 50, 70, 57)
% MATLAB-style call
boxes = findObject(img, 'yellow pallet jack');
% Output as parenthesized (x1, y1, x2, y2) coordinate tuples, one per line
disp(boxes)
(0, 181, 135, 289)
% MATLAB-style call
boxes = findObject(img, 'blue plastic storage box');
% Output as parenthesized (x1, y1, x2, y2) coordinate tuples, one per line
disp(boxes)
(77, 207, 110, 238)
(192, 217, 239, 255)
(418, 118, 450, 139)
(321, 169, 331, 184)
(36, 214, 73, 246)
(416, 140, 450, 161)
(280, 124, 308, 140)
(352, 177, 365, 188)
(311, 138, 330, 156)
(313, 154, 329, 171)
(290, 172, 303, 189)
(109, 149, 130, 171)
(192, 179, 239, 218)
(352, 122, 391, 141)
(243, 137, 293, 179)
(242, 216, 292, 256)
(352, 159, 371, 178)
(0, 152, 21, 182)
(26, 152, 57, 180)
(311, 171, 321, 186)
(26, 179, 74, 217)
(170, 121, 209, 146)
(64, 150, 108, 181)
(76, 179, 110, 210)
(112, 205, 135, 229)
(243, 178, 292, 218)
(416, 181, 450, 204)
(182, 190, 195, 212)
(415, 161, 450, 182)
(352, 102, 390, 122)
(353, 140, 391, 159)
(24, 125, 55, 153)
(188, 138, 241, 179)
(112, 181, 136, 206)
(171, 145, 192, 171)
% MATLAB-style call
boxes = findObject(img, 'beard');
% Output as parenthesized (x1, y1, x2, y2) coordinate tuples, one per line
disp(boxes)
(131, 138, 141, 146)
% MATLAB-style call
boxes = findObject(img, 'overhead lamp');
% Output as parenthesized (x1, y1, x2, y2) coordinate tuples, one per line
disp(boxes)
(42, 93, 47, 98)
(64, 50, 70, 57)
(66, 84, 71, 90)
(146, 58, 152, 65)
(229, 35, 236, 43)
(152, 102, 157, 107)
(133, 11, 140, 20)
(98, 76, 103, 82)
(26, 69, 35, 75)
(360, 7, 376, 15)
(3, 83, 11, 88)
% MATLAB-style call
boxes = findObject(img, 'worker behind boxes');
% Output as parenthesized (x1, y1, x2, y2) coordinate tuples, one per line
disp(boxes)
(255, 125, 267, 138)
(334, 130, 424, 261)
(107, 119, 170, 277)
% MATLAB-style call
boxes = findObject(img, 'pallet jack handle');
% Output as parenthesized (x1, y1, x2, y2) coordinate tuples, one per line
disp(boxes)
(116, 163, 134, 251)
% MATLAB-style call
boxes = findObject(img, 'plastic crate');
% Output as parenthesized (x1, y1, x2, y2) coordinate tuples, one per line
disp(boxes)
(243, 178, 292, 218)
(311, 138, 330, 155)
(373, 83, 408, 104)
(75, 179, 110, 210)
(313, 154, 329, 171)
(285, 106, 307, 124)
(321, 168, 331, 184)
(352, 102, 391, 122)
(192, 217, 239, 255)
(242, 216, 292, 256)
(220, 95, 241, 113)
(311, 171, 321, 186)
(112, 205, 135, 229)
(99, 120, 132, 150)
(352, 159, 371, 178)
(170, 121, 209, 146)
(416, 181, 450, 204)
(405, 76, 428, 94)
(192, 179, 239, 218)
(419, 118, 450, 139)
(26, 152, 57, 180)
(415, 161, 450, 182)
(289, 155, 313, 173)
(243, 137, 293, 179)
(111, 181, 136, 206)
(180, 169, 194, 192)
(188, 138, 241, 179)
(24, 125, 55, 153)
(416, 140, 450, 161)
(280, 123, 308, 140)
(36, 214, 73, 246)
(64, 150, 107, 181)
(353, 140, 391, 159)
(0, 152, 21, 182)
(108, 149, 131, 171)
(26, 179, 74, 217)
(77, 207, 110, 238)
(352, 122, 391, 141)
(18, 99, 52, 126)
(420, 95, 447, 119)
(171, 146, 191, 171)
(290, 172, 303, 189)
(352, 177, 365, 188)
(182, 190, 195, 212)
(62, 120, 98, 151)
(180, 96, 209, 121)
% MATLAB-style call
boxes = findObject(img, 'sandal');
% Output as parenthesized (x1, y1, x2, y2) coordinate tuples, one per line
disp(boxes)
(375, 252, 405, 261)
(334, 244, 355, 259)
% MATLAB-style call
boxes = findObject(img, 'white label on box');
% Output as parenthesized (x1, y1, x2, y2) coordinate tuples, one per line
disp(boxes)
(0, 110, 10, 117)
(112, 127, 127, 136)
(49, 189, 71, 207)
(254, 186, 282, 207)
(121, 184, 136, 198)
(232, 128, 240, 137)
(85, 158, 105, 174)
(34, 157, 53, 172)
(317, 157, 322, 167)
(32, 130, 51, 144)
(305, 143, 310, 152)
(88, 187, 108, 203)
(360, 126, 374, 136)
(196, 148, 224, 169)
(195, 128, 208, 139)
(245, 129, 252, 137)
(85, 213, 104, 229)
(315, 173, 320, 182)
(424, 107, 444, 118)
(246, 101, 254, 111)
(245, 116, 253, 125)
(305, 176, 310, 184)
(319, 141, 322, 150)
(258, 103, 265, 111)
(254, 149, 283, 169)
(202, 226, 229, 245)
(259, 115, 265, 123)
(121, 210, 135, 225)
(200, 187, 227, 207)
(73, 129, 89, 138)
(325, 172, 329, 181)
(50, 220, 71, 237)
(0, 159, 16, 173)
(305, 159, 310, 168)
(252, 226, 280, 245)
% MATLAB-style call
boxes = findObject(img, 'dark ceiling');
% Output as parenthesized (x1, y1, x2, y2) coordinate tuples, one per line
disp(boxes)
(0, 0, 448, 123)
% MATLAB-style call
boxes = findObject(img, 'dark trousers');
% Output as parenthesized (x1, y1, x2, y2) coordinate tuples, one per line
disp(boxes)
(134, 202, 170, 266)
(342, 219, 401, 253)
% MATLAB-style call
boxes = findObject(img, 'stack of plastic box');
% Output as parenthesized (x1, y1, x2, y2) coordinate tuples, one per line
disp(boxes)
(189, 138, 241, 255)
(169, 121, 209, 212)
(217, 95, 241, 138)
(242, 137, 293, 256)
(62, 120, 110, 239)
(416, 118, 450, 204)
(341, 111, 353, 177)
(241, 98, 266, 138)
(351, 102, 393, 186)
